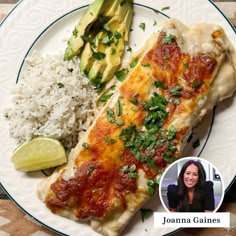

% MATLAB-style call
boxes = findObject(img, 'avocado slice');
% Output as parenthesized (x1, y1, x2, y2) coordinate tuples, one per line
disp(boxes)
(64, 0, 105, 60)
(66, 0, 133, 86)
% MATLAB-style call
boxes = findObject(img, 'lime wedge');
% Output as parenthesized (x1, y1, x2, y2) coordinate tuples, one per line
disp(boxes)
(11, 137, 67, 172)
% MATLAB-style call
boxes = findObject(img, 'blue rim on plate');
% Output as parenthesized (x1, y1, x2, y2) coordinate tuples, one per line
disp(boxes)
(0, 1, 235, 236)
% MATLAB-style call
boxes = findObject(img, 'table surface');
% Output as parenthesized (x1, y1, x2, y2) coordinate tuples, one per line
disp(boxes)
(0, 0, 236, 236)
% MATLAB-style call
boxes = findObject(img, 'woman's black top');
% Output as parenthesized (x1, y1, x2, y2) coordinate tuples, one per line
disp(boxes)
(167, 181, 215, 212)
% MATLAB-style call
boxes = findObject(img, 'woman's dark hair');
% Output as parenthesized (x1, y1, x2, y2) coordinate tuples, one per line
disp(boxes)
(177, 160, 206, 212)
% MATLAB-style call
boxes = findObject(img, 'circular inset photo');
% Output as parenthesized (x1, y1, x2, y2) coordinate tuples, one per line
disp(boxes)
(159, 157, 224, 213)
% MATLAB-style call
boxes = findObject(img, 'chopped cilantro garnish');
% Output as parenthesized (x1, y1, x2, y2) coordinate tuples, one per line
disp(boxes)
(146, 179, 158, 196)
(116, 120, 125, 126)
(139, 22, 146, 31)
(142, 63, 151, 67)
(128, 172, 138, 178)
(99, 93, 113, 103)
(162, 34, 176, 44)
(130, 58, 139, 68)
(57, 83, 64, 88)
(140, 208, 154, 222)
(106, 108, 116, 123)
(87, 165, 96, 174)
(129, 94, 138, 105)
(105, 135, 116, 144)
(114, 31, 122, 39)
(72, 27, 78, 37)
(82, 142, 89, 149)
(115, 68, 128, 82)
(167, 126, 176, 140)
(92, 51, 106, 60)
(163, 55, 170, 60)
(127, 46, 132, 52)
(116, 100, 123, 116)
(183, 62, 189, 68)
(154, 80, 168, 89)
(168, 97, 180, 105)
(80, 35, 95, 44)
(170, 86, 183, 96)
(161, 6, 170, 11)
(192, 139, 200, 149)
(192, 80, 204, 88)
(103, 23, 110, 31)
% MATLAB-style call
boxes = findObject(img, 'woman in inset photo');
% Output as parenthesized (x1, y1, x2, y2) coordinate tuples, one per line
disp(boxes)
(167, 159, 215, 212)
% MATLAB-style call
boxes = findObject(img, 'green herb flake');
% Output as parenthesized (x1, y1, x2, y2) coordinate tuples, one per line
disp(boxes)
(187, 133, 193, 143)
(128, 164, 136, 172)
(161, 6, 170, 11)
(129, 97, 138, 105)
(82, 142, 89, 149)
(57, 83, 64, 88)
(167, 126, 176, 140)
(72, 27, 78, 37)
(162, 34, 176, 44)
(114, 31, 122, 39)
(103, 23, 110, 31)
(99, 93, 113, 103)
(170, 86, 183, 96)
(115, 68, 128, 82)
(101, 35, 111, 45)
(168, 97, 180, 105)
(154, 80, 168, 89)
(87, 165, 96, 174)
(121, 165, 129, 173)
(116, 100, 123, 116)
(67, 68, 73, 73)
(139, 22, 146, 31)
(140, 208, 154, 222)
(107, 108, 116, 123)
(80, 35, 95, 44)
(153, 20, 157, 26)
(163, 55, 170, 60)
(92, 51, 106, 60)
(142, 63, 151, 67)
(130, 58, 139, 68)
(105, 135, 116, 144)
(192, 139, 200, 149)
(192, 80, 204, 88)
(183, 62, 189, 68)
(129, 93, 139, 105)
(128, 172, 138, 178)
(127, 46, 132, 52)
(110, 85, 116, 90)
(116, 119, 125, 126)
(146, 179, 158, 196)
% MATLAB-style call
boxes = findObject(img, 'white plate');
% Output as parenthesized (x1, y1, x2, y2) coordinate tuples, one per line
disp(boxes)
(0, 0, 236, 235)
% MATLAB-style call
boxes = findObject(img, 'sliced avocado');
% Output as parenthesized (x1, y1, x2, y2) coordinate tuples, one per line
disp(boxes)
(64, 0, 105, 60)
(67, 0, 134, 85)
(88, 60, 106, 81)
(100, 5, 133, 83)
(79, 42, 93, 73)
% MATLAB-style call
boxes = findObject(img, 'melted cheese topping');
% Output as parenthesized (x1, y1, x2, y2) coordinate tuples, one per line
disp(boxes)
(37, 19, 236, 236)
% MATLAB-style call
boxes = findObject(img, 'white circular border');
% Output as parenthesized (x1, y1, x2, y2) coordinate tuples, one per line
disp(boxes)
(159, 157, 225, 213)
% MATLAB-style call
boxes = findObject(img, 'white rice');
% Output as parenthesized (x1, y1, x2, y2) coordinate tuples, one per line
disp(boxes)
(4, 51, 98, 150)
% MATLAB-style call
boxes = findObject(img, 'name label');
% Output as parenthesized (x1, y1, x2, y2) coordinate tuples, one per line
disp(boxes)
(154, 213, 230, 228)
